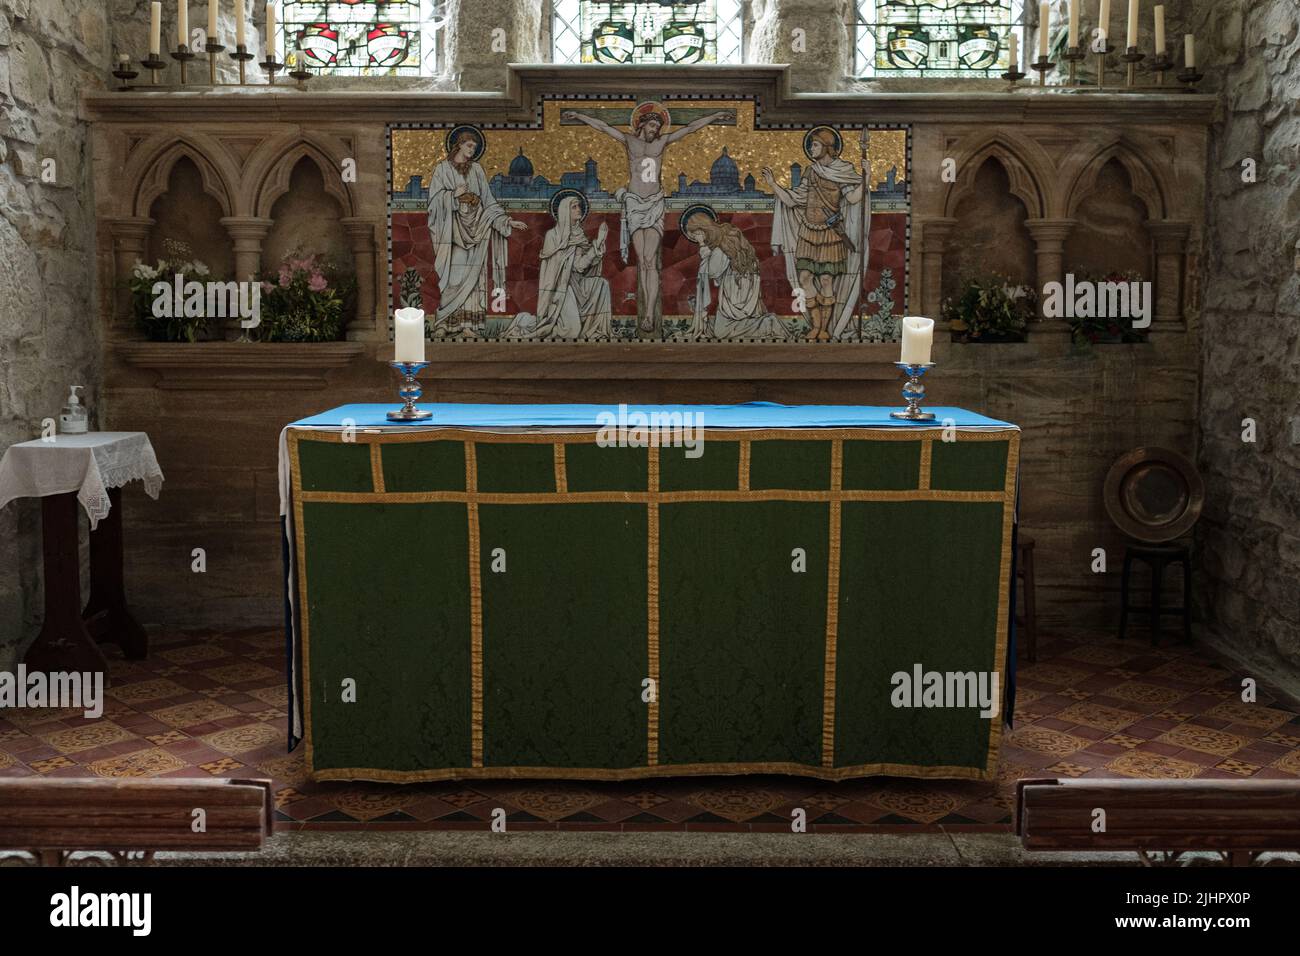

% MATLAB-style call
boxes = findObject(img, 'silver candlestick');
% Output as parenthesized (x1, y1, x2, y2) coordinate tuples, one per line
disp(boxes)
(890, 363, 936, 421)
(387, 362, 432, 421)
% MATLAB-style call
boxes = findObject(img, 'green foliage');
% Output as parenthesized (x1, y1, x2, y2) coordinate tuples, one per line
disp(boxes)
(942, 274, 1035, 342)
(259, 251, 357, 343)
(1068, 270, 1149, 348)
(128, 239, 215, 342)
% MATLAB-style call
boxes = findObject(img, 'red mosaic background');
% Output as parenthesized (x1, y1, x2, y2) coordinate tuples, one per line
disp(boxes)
(390, 210, 908, 321)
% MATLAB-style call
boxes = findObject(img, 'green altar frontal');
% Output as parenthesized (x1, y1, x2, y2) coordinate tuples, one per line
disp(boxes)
(287, 425, 1020, 783)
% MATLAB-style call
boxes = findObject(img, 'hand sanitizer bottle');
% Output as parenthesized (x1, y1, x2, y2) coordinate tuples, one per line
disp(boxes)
(59, 385, 88, 434)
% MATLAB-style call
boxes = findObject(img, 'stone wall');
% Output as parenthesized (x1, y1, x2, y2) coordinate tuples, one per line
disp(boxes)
(0, 0, 110, 665)
(1190, 0, 1300, 685)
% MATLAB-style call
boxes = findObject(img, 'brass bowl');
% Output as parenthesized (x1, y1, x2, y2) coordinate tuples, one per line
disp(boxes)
(1103, 446, 1204, 543)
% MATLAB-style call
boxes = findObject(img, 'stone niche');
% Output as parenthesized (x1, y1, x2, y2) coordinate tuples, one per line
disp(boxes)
(84, 66, 1213, 632)
(146, 156, 236, 303)
(940, 157, 1037, 304)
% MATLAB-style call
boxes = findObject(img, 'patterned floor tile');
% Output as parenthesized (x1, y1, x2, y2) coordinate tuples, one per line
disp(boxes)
(87, 748, 189, 778)
(1156, 724, 1249, 756)
(199, 757, 246, 775)
(687, 787, 782, 823)
(1006, 727, 1092, 757)
(1107, 681, 1190, 707)
(1107, 751, 1201, 779)
(39, 721, 135, 754)
(1055, 701, 1143, 732)
(106, 679, 191, 704)
(149, 699, 241, 728)
(200, 723, 283, 754)
(1202, 700, 1294, 730)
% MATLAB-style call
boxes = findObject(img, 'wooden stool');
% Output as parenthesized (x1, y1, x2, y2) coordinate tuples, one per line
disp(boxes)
(1119, 542, 1192, 644)
(1016, 534, 1038, 662)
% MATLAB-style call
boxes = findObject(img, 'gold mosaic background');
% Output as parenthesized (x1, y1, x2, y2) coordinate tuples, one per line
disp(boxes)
(391, 100, 908, 194)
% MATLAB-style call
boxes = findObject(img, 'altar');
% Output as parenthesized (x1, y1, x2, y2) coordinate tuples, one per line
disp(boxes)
(280, 403, 1020, 783)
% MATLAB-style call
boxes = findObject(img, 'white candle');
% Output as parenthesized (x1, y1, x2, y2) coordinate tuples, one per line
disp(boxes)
(900, 316, 935, 366)
(1099, 0, 1111, 45)
(177, 0, 188, 49)
(394, 309, 426, 363)
(1127, 0, 1139, 48)
(1008, 32, 1018, 69)
(1038, 2, 1050, 57)
(235, 0, 245, 47)
(265, 2, 276, 58)
(1184, 33, 1195, 69)
(1068, 0, 1079, 48)
(149, 2, 162, 55)
(208, 1, 218, 42)
(1154, 4, 1165, 51)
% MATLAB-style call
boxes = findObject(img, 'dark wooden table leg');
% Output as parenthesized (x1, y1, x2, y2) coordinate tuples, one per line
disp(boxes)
(84, 486, 148, 660)
(23, 492, 109, 675)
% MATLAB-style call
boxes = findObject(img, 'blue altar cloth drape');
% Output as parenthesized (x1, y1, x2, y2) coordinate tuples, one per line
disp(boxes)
(289, 402, 1016, 430)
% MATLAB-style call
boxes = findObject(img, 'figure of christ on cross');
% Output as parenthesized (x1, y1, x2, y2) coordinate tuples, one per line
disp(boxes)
(562, 104, 733, 335)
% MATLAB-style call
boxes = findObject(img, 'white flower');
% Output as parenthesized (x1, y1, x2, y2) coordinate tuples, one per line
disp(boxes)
(191, 260, 210, 277)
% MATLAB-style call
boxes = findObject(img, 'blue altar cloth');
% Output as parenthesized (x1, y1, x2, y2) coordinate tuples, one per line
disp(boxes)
(290, 402, 1016, 430)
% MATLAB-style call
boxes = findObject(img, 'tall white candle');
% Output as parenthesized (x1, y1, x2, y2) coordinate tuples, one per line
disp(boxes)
(900, 316, 935, 366)
(394, 309, 426, 363)
(1038, 2, 1050, 57)
(177, 0, 188, 48)
(208, 1, 218, 42)
(1008, 32, 1018, 69)
(1127, 0, 1139, 48)
(1099, 0, 1111, 45)
(1184, 33, 1195, 69)
(1154, 4, 1165, 51)
(235, 0, 245, 47)
(1069, 0, 1079, 48)
(265, 2, 276, 58)
(149, 2, 162, 54)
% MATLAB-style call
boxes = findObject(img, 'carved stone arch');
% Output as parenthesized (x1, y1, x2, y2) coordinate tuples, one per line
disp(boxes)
(129, 134, 238, 219)
(1064, 139, 1167, 221)
(942, 132, 1052, 220)
(246, 133, 357, 220)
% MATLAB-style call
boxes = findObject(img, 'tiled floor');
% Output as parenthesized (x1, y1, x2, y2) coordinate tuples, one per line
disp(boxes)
(2, 627, 1298, 832)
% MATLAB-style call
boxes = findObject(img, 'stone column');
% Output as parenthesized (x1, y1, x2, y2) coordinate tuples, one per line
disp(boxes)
(447, 0, 544, 92)
(1024, 218, 1077, 322)
(340, 217, 381, 341)
(1146, 220, 1191, 330)
(749, 0, 850, 93)
(107, 217, 155, 337)
(919, 217, 957, 323)
(219, 216, 274, 340)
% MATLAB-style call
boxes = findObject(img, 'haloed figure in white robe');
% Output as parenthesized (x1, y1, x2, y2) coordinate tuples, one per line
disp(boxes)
(685, 214, 792, 341)
(426, 131, 527, 336)
(504, 195, 613, 341)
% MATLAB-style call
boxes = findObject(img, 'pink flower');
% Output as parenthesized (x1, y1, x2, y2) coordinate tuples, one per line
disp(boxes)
(261, 281, 274, 293)
(278, 269, 292, 287)
(308, 272, 328, 292)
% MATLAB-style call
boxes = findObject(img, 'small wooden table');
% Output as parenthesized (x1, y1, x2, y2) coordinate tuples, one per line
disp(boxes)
(0, 432, 162, 673)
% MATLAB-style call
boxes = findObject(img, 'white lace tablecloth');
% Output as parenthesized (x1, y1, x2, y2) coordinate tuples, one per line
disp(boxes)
(0, 432, 164, 529)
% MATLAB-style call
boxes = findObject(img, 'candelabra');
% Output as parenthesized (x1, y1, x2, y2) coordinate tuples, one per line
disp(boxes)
(889, 364, 936, 422)
(387, 363, 433, 421)
(170, 44, 196, 85)
(204, 39, 226, 85)
(1061, 45, 1086, 86)
(260, 55, 284, 85)
(1030, 54, 1055, 87)
(140, 52, 167, 86)
(229, 43, 255, 85)
(1121, 45, 1146, 88)
(111, 60, 139, 91)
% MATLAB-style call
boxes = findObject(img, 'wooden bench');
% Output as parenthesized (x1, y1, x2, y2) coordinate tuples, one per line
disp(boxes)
(1016, 777, 1300, 866)
(0, 778, 274, 866)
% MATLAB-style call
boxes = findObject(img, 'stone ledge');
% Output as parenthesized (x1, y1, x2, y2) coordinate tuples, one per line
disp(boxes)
(116, 342, 368, 390)
(420, 341, 905, 380)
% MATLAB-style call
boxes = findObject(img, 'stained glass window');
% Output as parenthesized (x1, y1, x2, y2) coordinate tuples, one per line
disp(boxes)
(854, 1, 1025, 78)
(552, 1, 743, 64)
(278, 0, 446, 75)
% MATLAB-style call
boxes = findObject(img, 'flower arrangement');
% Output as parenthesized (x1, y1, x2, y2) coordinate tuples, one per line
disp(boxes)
(128, 239, 214, 342)
(1068, 270, 1149, 347)
(943, 274, 1036, 343)
(258, 251, 356, 343)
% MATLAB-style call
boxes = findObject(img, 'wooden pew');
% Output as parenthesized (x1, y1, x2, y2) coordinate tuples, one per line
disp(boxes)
(0, 778, 274, 866)
(1016, 778, 1300, 866)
